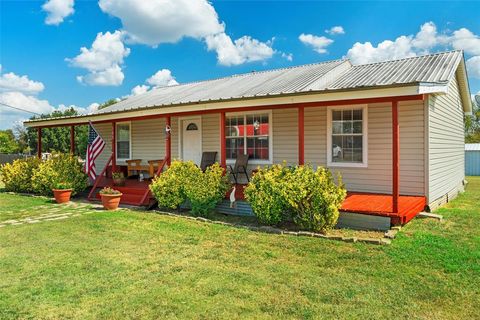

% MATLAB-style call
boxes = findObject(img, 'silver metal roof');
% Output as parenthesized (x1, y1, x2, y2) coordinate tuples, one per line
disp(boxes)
(327, 50, 463, 90)
(96, 59, 350, 114)
(465, 143, 480, 151)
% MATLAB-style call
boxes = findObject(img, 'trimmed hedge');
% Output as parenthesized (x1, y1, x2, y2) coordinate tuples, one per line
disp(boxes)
(31, 152, 88, 196)
(0, 157, 41, 193)
(150, 160, 230, 217)
(244, 164, 346, 233)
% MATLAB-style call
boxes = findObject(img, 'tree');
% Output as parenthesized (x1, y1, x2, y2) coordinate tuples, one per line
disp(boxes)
(465, 96, 480, 143)
(27, 108, 88, 157)
(0, 129, 20, 154)
(98, 98, 118, 110)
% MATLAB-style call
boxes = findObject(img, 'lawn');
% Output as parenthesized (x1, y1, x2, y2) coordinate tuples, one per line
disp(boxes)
(0, 178, 479, 319)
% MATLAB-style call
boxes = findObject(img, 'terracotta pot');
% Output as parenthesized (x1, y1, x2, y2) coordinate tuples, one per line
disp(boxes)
(100, 193, 123, 210)
(52, 189, 73, 204)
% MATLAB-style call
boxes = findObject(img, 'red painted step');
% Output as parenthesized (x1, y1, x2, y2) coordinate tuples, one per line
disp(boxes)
(94, 188, 153, 206)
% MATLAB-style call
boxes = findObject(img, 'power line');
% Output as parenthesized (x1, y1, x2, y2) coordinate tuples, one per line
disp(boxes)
(0, 102, 41, 116)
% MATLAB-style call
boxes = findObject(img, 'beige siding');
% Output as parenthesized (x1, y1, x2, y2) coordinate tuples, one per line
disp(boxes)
(171, 116, 179, 159)
(93, 123, 111, 172)
(202, 114, 221, 162)
(273, 108, 298, 165)
(131, 118, 166, 161)
(304, 101, 425, 195)
(428, 76, 465, 206)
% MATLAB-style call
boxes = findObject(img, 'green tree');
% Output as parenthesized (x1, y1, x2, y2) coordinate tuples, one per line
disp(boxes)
(0, 129, 20, 154)
(98, 98, 118, 110)
(465, 97, 480, 143)
(27, 108, 88, 157)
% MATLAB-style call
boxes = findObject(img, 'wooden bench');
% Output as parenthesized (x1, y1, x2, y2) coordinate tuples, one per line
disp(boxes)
(126, 159, 165, 177)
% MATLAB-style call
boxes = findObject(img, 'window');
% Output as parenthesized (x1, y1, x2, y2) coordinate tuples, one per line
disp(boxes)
(225, 112, 271, 162)
(116, 123, 131, 160)
(186, 123, 198, 131)
(327, 106, 367, 167)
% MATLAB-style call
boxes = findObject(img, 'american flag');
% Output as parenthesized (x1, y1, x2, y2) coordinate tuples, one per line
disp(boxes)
(85, 123, 105, 180)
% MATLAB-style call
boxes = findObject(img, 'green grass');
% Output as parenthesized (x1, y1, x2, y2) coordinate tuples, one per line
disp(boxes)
(0, 193, 53, 222)
(0, 178, 479, 319)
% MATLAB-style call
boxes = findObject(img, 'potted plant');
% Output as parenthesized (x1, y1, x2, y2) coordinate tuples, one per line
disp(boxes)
(52, 182, 73, 204)
(112, 171, 125, 186)
(99, 187, 122, 210)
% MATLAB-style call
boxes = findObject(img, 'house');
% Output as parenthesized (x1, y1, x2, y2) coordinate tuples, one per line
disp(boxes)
(465, 143, 480, 176)
(24, 50, 472, 230)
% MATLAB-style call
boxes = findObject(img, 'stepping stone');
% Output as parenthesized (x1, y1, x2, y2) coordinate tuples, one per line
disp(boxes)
(417, 212, 443, 221)
(45, 216, 69, 221)
(27, 220, 40, 224)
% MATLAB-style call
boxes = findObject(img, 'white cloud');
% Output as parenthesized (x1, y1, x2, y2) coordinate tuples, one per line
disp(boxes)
(98, 0, 224, 46)
(42, 0, 74, 26)
(299, 33, 334, 54)
(97, 0, 274, 66)
(466, 56, 480, 78)
(146, 69, 178, 87)
(281, 52, 293, 61)
(131, 84, 150, 96)
(451, 28, 480, 56)
(325, 26, 345, 35)
(67, 31, 130, 86)
(346, 22, 480, 79)
(0, 72, 45, 94)
(206, 33, 275, 66)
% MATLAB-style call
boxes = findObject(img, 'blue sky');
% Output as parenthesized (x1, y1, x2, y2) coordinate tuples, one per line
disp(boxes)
(0, 0, 479, 129)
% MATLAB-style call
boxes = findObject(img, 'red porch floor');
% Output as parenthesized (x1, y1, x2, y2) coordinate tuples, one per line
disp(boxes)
(227, 185, 426, 225)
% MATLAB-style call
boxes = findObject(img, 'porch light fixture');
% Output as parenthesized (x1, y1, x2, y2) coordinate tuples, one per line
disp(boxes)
(165, 124, 171, 138)
(253, 120, 260, 130)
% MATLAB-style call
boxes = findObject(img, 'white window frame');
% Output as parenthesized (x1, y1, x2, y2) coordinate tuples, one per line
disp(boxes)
(116, 121, 132, 161)
(225, 110, 273, 165)
(326, 105, 368, 168)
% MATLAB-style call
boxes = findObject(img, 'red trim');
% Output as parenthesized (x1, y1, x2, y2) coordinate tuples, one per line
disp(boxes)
(165, 116, 171, 166)
(220, 111, 226, 168)
(31, 95, 425, 128)
(37, 127, 42, 159)
(392, 101, 399, 213)
(298, 106, 305, 165)
(111, 122, 117, 172)
(70, 126, 75, 154)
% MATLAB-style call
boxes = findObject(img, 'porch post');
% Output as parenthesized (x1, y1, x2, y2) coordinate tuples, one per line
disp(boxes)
(220, 111, 226, 168)
(166, 116, 171, 166)
(392, 100, 399, 213)
(112, 121, 117, 172)
(37, 127, 42, 159)
(298, 106, 305, 165)
(70, 125, 75, 154)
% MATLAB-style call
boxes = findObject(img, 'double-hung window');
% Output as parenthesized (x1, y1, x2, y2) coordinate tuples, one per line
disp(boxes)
(116, 122, 131, 160)
(225, 112, 271, 163)
(327, 106, 367, 167)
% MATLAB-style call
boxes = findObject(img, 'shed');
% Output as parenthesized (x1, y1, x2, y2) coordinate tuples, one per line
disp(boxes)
(465, 143, 480, 176)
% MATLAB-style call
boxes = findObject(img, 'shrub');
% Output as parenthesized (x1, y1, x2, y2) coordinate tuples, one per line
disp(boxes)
(150, 160, 200, 210)
(54, 181, 73, 190)
(0, 157, 40, 193)
(185, 163, 230, 216)
(244, 164, 346, 233)
(99, 187, 121, 195)
(243, 164, 291, 225)
(31, 152, 88, 196)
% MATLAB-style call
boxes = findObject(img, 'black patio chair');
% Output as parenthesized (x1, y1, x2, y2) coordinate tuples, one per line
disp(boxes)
(200, 151, 218, 172)
(228, 154, 250, 184)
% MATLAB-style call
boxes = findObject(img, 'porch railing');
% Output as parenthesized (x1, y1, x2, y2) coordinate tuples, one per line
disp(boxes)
(139, 157, 168, 205)
(87, 153, 113, 201)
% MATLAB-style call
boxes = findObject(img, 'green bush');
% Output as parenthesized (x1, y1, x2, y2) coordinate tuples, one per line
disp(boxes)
(150, 160, 200, 210)
(186, 163, 230, 216)
(150, 160, 230, 216)
(31, 152, 88, 196)
(0, 157, 41, 193)
(244, 164, 346, 233)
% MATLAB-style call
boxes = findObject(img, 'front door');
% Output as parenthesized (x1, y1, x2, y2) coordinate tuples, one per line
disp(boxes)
(181, 118, 202, 165)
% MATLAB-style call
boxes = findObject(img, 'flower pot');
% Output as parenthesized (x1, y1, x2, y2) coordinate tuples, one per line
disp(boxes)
(52, 189, 73, 204)
(100, 193, 123, 210)
(113, 178, 125, 186)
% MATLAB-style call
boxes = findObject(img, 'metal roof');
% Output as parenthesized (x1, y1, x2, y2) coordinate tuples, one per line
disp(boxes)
(327, 51, 463, 90)
(96, 59, 350, 114)
(465, 143, 480, 151)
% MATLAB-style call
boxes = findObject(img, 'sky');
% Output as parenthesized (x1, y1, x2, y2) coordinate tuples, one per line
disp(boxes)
(0, 0, 479, 130)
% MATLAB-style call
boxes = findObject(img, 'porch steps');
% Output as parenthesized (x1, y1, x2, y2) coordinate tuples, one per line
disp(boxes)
(92, 185, 154, 206)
